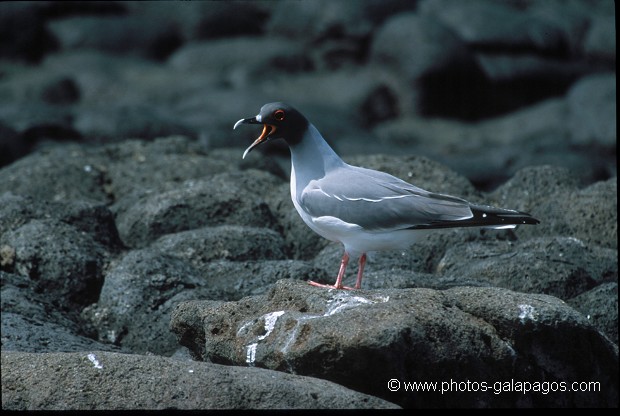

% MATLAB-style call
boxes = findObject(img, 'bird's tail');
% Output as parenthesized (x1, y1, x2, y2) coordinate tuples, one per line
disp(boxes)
(465, 204, 540, 229)
(413, 204, 540, 230)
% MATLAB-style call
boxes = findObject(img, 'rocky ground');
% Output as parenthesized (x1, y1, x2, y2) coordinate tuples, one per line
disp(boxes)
(1, 0, 617, 410)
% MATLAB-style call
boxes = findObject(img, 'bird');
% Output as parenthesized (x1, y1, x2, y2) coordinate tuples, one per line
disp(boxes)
(234, 102, 540, 290)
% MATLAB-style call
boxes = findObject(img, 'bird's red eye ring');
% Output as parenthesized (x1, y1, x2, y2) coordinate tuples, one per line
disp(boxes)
(274, 109, 285, 121)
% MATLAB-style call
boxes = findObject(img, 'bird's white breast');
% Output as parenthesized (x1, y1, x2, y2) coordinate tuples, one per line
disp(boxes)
(287, 124, 431, 255)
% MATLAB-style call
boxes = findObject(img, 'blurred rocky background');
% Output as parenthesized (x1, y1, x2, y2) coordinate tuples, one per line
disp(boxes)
(1, 0, 617, 409)
(1, 0, 615, 189)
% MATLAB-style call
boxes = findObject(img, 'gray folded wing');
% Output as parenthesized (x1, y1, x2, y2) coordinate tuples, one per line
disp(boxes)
(299, 165, 475, 232)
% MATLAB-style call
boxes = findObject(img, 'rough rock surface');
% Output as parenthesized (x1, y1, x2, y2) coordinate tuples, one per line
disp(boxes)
(1, 351, 399, 409)
(1, 0, 616, 410)
(170, 280, 618, 408)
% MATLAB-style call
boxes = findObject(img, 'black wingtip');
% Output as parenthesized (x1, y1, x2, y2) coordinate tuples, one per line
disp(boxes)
(410, 205, 540, 230)
(471, 205, 540, 227)
(521, 216, 541, 225)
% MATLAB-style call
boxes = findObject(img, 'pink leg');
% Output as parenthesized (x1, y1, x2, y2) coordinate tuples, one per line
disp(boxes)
(308, 251, 356, 290)
(354, 253, 367, 289)
(333, 251, 349, 288)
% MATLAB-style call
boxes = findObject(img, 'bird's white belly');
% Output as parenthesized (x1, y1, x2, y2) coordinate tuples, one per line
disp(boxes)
(291, 191, 338, 241)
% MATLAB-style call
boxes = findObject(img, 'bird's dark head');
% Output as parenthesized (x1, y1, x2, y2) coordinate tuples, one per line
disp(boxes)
(234, 102, 309, 159)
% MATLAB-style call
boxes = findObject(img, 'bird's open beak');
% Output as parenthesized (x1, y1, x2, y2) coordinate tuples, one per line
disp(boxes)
(234, 117, 277, 159)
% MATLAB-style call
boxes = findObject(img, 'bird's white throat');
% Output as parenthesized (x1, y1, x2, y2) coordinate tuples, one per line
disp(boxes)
(289, 124, 344, 185)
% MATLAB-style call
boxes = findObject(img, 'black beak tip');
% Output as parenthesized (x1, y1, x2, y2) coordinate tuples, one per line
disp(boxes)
(234, 117, 261, 130)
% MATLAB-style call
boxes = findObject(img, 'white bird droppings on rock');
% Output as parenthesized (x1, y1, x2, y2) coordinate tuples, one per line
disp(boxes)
(518, 304, 537, 323)
(242, 310, 286, 365)
(87, 353, 103, 369)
